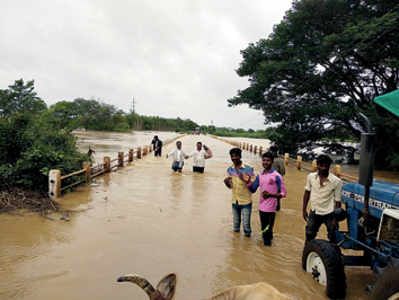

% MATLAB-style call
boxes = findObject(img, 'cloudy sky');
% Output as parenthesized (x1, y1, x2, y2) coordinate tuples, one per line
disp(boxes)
(0, 0, 292, 129)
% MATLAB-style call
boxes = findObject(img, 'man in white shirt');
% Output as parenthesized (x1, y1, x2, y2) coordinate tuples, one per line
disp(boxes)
(166, 141, 188, 173)
(302, 155, 342, 243)
(187, 142, 213, 173)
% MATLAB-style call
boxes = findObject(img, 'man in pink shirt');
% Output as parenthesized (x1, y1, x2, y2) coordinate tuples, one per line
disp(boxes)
(243, 152, 287, 246)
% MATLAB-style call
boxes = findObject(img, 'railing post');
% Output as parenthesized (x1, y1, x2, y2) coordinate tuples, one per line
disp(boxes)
(128, 149, 134, 162)
(49, 169, 61, 199)
(137, 147, 142, 159)
(296, 155, 302, 170)
(149, 144, 152, 152)
(334, 165, 342, 178)
(104, 156, 111, 172)
(284, 153, 289, 166)
(254, 145, 257, 154)
(118, 152, 124, 167)
(312, 159, 318, 171)
(250, 144, 253, 152)
(143, 146, 147, 156)
(259, 146, 263, 155)
(83, 162, 91, 182)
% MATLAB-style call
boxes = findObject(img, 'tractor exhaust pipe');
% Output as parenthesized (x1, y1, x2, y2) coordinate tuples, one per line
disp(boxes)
(357, 113, 376, 215)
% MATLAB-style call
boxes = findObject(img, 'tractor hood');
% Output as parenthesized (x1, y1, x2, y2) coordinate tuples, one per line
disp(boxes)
(342, 181, 399, 219)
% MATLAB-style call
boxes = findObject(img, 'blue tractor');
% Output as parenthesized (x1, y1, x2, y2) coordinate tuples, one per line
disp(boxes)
(302, 90, 399, 299)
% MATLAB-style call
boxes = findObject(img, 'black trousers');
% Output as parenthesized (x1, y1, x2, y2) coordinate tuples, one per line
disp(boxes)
(306, 210, 337, 243)
(259, 211, 276, 242)
(193, 166, 204, 173)
(154, 149, 162, 156)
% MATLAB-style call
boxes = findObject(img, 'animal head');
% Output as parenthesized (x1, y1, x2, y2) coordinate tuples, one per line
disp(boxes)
(117, 273, 291, 300)
(117, 273, 176, 300)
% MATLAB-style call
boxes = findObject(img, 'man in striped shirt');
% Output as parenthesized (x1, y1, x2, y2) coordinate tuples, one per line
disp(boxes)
(224, 148, 255, 237)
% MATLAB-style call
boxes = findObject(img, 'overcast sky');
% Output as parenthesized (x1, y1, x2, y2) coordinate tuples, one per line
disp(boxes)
(0, 0, 292, 129)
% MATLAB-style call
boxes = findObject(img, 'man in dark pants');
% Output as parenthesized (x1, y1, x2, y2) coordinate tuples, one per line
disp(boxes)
(151, 136, 163, 157)
(303, 155, 342, 243)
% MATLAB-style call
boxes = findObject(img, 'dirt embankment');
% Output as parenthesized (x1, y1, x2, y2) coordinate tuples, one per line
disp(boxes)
(0, 185, 59, 215)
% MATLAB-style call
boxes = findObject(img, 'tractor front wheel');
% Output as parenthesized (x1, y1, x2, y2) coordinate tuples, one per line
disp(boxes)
(302, 239, 346, 299)
(370, 266, 399, 300)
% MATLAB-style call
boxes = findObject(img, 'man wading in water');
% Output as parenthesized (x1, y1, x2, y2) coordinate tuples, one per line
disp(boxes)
(166, 141, 188, 173)
(187, 142, 213, 173)
(151, 135, 163, 157)
(243, 152, 286, 246)
(303, 154, 342, 243)
(224, 148, 254, 237)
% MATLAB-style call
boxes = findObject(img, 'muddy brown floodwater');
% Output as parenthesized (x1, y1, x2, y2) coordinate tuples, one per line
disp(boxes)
(1, 134, 387, 300)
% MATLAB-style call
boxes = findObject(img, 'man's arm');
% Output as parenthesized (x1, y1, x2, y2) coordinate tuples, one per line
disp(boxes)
(166, 149, 175, 158)
(276, 175, 286, 198)
(204, 148, 213, 159)
(183, 151, 189, 159)
(335, 180, 343, 208)
(303, 174, 312, 221)
(244, 174, 259, 193)
(303, 190, 310, 221)
(224, 176, 232, 189)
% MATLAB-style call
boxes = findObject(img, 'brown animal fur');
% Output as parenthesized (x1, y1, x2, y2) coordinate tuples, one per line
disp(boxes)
(205, 282, 292, 300)
(117, 273, 291, 300)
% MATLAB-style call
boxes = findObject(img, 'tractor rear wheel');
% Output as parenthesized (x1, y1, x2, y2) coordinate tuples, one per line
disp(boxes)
(370, 266, 399, 300)
(302, 239, 346, 299)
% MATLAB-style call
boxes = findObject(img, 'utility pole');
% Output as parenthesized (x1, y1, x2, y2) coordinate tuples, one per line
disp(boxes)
(131, 97, 136, 114)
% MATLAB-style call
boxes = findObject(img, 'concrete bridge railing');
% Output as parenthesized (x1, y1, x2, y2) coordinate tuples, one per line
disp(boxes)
(48, 135, 184, 199)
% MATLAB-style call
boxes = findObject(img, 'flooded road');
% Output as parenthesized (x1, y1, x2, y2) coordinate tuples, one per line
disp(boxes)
(74, 130, 180, 161)
(0, 134, 375, 300)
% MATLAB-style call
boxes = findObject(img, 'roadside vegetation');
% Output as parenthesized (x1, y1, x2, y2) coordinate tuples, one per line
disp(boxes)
(229, 0, 399, 169)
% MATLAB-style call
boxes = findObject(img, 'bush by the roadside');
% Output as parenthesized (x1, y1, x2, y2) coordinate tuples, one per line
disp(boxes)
(0, 113, 87, 191)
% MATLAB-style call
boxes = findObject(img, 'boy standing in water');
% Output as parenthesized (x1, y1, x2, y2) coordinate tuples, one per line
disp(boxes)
(166, 141, 188, 172)
(244, 152, 286, 246)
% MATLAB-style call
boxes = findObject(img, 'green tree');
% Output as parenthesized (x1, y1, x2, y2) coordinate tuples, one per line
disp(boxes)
(46, 101, 80, 131)
(0, 79, 47, 118)
(228, 0, 399, 168)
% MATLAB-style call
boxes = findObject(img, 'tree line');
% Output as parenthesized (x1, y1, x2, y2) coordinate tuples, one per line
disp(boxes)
(47, 99, 200, 132)
(229, 0, 399, 169)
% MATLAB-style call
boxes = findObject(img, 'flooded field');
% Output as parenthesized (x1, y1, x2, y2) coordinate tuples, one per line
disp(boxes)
(0, 133, 387, 300)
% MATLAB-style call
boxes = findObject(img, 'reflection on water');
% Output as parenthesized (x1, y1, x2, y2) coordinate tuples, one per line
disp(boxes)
(1, 133, 394, 300)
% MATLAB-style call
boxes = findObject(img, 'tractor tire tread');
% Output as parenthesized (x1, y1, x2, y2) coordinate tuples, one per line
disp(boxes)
(302, 239, 346, 299)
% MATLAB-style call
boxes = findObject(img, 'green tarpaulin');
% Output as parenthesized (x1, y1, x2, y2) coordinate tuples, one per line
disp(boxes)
(374, 89, 399, 118)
